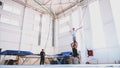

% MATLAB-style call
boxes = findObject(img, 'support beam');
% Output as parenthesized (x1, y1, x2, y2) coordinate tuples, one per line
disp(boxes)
(12, 0, 44, 14)
(33, 0, 55, 18)
(56, 1, 81, 16)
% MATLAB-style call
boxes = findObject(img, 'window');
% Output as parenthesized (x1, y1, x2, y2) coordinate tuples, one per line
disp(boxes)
(3, 3, 21, 15)
(0, 2, 22, 26)
(110, 0, 120, 45)
(89, 1, 106, 49)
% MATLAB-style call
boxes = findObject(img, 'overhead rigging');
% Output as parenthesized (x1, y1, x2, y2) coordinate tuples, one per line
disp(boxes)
(33, 0, 55, 18)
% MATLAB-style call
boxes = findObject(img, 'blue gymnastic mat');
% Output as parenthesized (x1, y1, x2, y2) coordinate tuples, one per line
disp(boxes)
(57, 51, 72, 57)
(0, 50, 33, 55)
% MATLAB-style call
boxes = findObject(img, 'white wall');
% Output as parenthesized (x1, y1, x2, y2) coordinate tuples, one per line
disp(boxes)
(97, 0, 120, 63)
(84, 0, 120, 64)
(0, 0, 53, 55)
(0, 0, 23, 51)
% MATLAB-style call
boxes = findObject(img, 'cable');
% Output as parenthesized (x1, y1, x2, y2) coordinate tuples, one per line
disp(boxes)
(59, 0, 73, 30)
(78, 5, 88, 30)
(68, 0, 74, 30)
(79, 0, 90, 62)
(44, 0, 53, 50)
(44, 18, 52, 50)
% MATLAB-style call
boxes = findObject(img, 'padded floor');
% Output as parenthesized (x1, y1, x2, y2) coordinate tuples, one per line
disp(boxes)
(0, 64, 120, 68)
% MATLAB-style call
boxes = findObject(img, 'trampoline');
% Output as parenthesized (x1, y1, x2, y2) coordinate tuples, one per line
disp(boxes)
(0, 50, 34, 65)
(0, 50, 33, 56)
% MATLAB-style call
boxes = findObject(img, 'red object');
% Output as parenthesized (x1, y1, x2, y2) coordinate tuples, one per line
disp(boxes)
(86, 61, 90, 64)
(88, 50, 93, 56)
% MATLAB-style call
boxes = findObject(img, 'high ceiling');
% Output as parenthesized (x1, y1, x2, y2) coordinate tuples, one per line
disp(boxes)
(12, 0, 93, 18)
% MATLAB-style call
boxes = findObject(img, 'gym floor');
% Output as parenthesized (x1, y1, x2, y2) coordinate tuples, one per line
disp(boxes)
(0, 64, 120, 68)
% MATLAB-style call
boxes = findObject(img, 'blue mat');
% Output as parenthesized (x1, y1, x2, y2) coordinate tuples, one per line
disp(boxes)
(0, 50, 33, 55)
(57, 51, 72, 57)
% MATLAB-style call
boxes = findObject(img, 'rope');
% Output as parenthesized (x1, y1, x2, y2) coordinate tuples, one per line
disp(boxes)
(68, 0, 74, 30)
(44, 0, 53, 50)
(67, 13, 73, 30)
(42, 0, 88, 50)
(59, 0, 73, 31)
(70, 3, 88, 32)
(44, 18, 52, 50)
(79, 0, 90, 61)
(78, 6, 88, 31)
